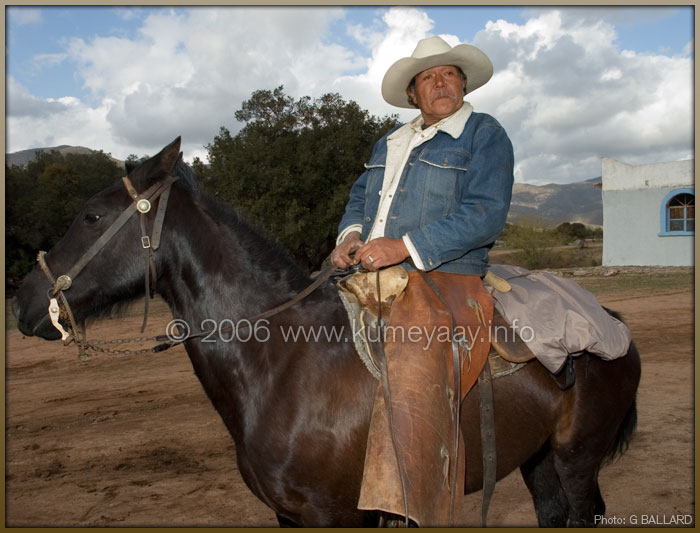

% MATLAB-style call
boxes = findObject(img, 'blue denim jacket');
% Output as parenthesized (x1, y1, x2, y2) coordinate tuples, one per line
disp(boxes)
(338, 111, 514, 275)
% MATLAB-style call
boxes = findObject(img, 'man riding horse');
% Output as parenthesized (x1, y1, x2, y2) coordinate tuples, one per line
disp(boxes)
(11, 36, 639, 524)
(330, 36, 514, 525)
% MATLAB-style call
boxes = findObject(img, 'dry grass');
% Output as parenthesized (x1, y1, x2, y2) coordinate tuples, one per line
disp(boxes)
(565, 269, 693, 297)
(490, 242, 603, 269)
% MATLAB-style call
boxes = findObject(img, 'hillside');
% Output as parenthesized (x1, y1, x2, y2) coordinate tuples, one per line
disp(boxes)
(508, 177, 602, 226)
(6, 145, 125, 168)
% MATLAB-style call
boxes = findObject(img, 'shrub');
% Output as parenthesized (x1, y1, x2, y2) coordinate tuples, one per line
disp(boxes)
(500, 223, 562, 270)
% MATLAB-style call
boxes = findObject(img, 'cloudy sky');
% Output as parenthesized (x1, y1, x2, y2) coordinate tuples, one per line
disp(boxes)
(6, 5, 694, 185)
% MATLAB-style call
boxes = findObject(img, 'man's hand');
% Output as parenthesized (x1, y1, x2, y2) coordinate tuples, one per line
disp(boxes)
(355, 237, 409, 271)
(330, 231, 363, 269)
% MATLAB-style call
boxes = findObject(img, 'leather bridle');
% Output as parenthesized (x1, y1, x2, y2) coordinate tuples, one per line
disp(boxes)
(35, 172, 343, 361)
(37, 174, 180, 360)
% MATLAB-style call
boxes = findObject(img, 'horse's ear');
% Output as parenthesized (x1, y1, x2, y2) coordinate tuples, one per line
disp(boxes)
(127, 137, 182, 190)
(158, 136, 182, 175)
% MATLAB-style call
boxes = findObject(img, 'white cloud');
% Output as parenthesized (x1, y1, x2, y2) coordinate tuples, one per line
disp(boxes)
(6, 6, 693, 185)
(6, 77, 115, 152)
(468, 8, 692, 183)
(6, 76, 71, 118)
(8, 7, 359, 162)
(32, 52, 69, 72)
(332, 8, 444, 122)
(8, 7, 42, 26)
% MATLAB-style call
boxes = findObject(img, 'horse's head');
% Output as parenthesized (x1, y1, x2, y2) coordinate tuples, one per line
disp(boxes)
(12, 137, 184, 340)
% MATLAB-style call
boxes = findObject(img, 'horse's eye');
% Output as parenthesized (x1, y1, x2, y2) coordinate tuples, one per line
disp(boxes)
(84, 213, 101, 225)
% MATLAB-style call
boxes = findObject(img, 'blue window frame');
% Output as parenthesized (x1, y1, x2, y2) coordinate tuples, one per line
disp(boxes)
(660, 188, 694, 236)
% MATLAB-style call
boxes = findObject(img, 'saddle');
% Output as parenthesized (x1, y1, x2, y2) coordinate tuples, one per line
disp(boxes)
(339, 266, 535, 391)
(337, 266, 535, 526)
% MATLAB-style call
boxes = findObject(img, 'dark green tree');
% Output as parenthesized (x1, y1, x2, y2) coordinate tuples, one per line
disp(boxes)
(6, 150, 124, 290)
(198, 86, 399, 271)
(555, 221, 602, 242)
(555, 222, 588, 242)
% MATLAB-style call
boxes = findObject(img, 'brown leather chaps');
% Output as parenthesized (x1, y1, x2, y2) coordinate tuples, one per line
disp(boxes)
(357, 270, 494, 526)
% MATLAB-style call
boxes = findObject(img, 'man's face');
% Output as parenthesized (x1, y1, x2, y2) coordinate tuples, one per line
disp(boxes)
(407, 65, 465, 126)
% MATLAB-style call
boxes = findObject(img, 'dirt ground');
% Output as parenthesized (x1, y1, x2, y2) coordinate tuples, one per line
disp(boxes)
(4, 269, 695, 527)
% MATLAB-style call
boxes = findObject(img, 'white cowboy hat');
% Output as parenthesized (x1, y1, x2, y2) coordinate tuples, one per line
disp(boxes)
(381, 36, 494, 109)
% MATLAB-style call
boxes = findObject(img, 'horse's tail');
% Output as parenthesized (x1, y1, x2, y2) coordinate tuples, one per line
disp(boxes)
(600, 307, 639, 465)
(602, 306, 623, 322)
(603, 398, 637, 464)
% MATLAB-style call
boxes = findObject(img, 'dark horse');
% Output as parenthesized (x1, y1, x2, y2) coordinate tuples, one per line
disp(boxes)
(13, 138, 641, 527)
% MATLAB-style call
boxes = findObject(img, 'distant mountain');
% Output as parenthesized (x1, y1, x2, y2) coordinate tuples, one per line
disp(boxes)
(508, 177, 602, 226)
(5, 145, 124, 168)
(6, 145, 602, 226)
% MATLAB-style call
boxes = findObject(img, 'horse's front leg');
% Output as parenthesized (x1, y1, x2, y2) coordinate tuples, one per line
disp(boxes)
(276, 513, 301, 527)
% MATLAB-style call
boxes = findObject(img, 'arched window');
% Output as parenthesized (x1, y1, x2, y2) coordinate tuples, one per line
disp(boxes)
(660, 189, 694, 236)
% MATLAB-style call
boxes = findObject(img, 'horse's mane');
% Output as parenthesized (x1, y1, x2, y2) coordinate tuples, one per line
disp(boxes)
(177, 164, 311, 291)
(173, 157, 199, 193)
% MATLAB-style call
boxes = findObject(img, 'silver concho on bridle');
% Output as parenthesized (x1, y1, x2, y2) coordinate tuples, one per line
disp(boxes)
(136, 198, 151, 213)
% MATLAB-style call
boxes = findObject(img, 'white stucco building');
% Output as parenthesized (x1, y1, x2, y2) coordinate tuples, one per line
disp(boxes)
(601, 158, 694, 266)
